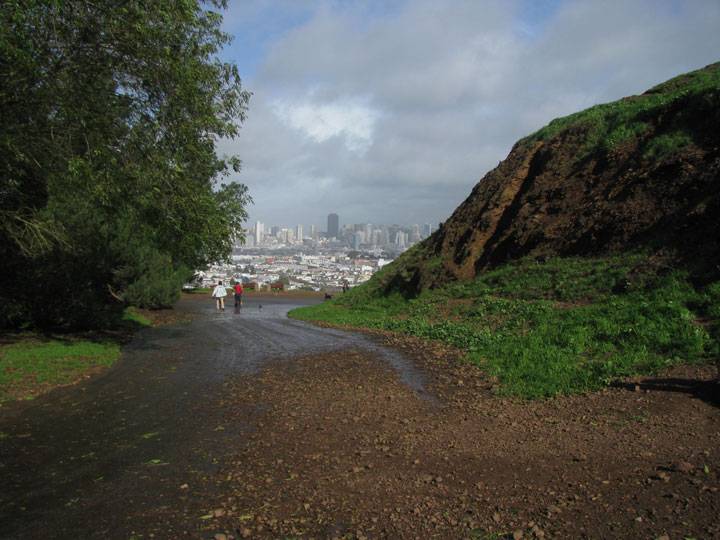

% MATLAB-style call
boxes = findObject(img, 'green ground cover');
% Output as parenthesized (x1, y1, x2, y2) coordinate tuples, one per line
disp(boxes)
(0, 307, 152, 402)
(184, 287, 212, 294)
(0, 339, 121, 401)
(122, 307, 152, 327)
(290, 255, 719, 398)
(520, 62, 719, 158)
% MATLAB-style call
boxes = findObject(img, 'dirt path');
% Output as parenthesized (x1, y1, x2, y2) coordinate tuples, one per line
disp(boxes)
(0, 296, 718, 539)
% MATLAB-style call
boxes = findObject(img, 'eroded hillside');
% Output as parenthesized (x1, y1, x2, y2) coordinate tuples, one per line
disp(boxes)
(377, 63, 720, 296)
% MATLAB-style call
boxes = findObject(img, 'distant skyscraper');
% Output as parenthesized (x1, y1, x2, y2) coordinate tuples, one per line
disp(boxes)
(254, 221, 264, 245)
(410, 224, 421, 243)
(422, 223, 433, 238)
(380, 226, 390, 246)
(309, 224, 317, 239)
(296, 224, 303, 242)
(327, 213, 339, 238)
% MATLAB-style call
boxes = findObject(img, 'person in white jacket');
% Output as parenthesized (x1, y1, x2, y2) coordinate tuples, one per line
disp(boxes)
(211, 281, 228, 311)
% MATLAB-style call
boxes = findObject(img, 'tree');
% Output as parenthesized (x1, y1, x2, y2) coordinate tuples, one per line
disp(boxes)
(0, 1, 251, 328)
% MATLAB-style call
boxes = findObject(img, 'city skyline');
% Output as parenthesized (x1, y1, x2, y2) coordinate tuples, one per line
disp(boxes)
(243, 213, 435, 252)
(245, 217, 436, 236)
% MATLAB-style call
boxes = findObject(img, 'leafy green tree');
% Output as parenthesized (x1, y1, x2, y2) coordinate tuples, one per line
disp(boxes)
(0, 1, 251, 328)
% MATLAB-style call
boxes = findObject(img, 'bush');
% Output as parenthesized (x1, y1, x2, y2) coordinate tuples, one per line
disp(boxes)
(705, 282, 720, 318)
(122, 251, 186, 309)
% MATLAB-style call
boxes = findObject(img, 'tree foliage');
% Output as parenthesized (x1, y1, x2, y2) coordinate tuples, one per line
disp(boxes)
(0, 0, 251, 328)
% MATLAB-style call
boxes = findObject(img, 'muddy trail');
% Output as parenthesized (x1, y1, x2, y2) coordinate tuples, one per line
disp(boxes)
(1, 295, 719, 539)
(0, 295, 426, 539)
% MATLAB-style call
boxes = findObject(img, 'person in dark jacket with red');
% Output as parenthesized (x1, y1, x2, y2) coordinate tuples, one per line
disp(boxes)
(233, 282, 244, 308)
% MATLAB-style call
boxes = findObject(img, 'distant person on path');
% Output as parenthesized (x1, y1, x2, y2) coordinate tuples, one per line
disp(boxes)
(212, 281, 228, 311)
(342, 279, 349, 293)
(233, 282, 244, 308)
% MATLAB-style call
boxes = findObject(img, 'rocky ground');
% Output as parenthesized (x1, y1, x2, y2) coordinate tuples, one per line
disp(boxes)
(196, 334, 720, 539)
(2, 296, 718, 539)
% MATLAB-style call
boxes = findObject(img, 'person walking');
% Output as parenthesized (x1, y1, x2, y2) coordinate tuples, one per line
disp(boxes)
(212, 281, 228, 310)
(233, 282, 244, 308)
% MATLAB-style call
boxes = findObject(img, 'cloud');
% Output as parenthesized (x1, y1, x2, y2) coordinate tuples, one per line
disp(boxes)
(272, 96, 379, 153)
(220, 0, 720, 229)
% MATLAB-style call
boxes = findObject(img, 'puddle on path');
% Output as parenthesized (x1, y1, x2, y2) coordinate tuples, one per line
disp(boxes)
(181, 296, 431, 397)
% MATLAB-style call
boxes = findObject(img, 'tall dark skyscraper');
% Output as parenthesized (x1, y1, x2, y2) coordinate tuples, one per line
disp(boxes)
(327, 213, 339, 238)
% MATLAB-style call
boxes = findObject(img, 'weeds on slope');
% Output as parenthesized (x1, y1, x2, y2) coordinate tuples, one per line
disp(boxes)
(521, 62, 720, 158)
(290, 255, 719, 398)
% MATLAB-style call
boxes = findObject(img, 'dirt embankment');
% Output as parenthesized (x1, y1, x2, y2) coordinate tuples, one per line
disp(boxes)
(379, 63, 720, 295)
(199, 335, 720, 539)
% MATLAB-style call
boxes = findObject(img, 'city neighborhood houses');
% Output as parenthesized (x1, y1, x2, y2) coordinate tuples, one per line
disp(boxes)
(190, 214, 436, 292)
(195, 252, 393, 292)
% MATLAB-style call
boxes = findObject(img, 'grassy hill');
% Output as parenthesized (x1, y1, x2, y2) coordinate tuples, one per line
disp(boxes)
(292, 64, 720, 397)
(291, 255, 719, 397)
(373, 62, 720, 296)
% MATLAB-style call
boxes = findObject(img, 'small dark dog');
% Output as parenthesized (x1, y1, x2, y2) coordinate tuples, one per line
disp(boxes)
(324, 293, 333, 300)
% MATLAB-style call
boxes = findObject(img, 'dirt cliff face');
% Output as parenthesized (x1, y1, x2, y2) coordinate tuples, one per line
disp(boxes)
(379, 63, 720, 296)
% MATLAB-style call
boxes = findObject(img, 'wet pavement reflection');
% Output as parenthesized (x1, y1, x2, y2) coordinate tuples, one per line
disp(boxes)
(0, 295, 429, 539)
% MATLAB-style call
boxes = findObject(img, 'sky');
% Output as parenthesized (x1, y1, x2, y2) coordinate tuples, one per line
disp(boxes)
(216, 0, 720, 230)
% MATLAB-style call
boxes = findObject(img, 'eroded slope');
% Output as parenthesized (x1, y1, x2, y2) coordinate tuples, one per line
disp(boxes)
(378, 62, 720, 296)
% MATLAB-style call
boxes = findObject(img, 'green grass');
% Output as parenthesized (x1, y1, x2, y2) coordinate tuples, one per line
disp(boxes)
(520, 62, 719, 158)
(0, 305, 179, 402)
(122, 306, 152, 327)
(183, 287, 212, 294)
(0, 338, 121, 401)
(643, 130, 694, 160)
(290, 255, 718, 398)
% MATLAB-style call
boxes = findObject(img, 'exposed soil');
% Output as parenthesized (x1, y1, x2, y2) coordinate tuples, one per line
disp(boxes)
(381, 63, 720, 295)
(134, 305, 196, 327)
(194, 336, 720, 539)
(0, 297, 718, 539)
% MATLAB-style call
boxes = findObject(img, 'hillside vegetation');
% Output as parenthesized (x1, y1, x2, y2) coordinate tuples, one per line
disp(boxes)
(1, 2, 250, 330)
(375, 62, 720, 296)
(292, 255, 719, 397)
(292, 64, 720, 397)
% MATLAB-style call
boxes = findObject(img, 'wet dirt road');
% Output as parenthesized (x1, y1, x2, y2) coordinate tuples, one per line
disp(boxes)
(0, 295, 429, 539)
(2, 296, 719, 539)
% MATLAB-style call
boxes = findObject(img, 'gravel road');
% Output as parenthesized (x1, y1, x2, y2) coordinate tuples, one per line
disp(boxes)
(0, 295, 428, 539)
(1, 295, 718, 539)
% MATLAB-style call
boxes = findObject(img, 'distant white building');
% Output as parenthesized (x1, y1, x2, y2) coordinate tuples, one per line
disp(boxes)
(410, 224, 421, 243)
